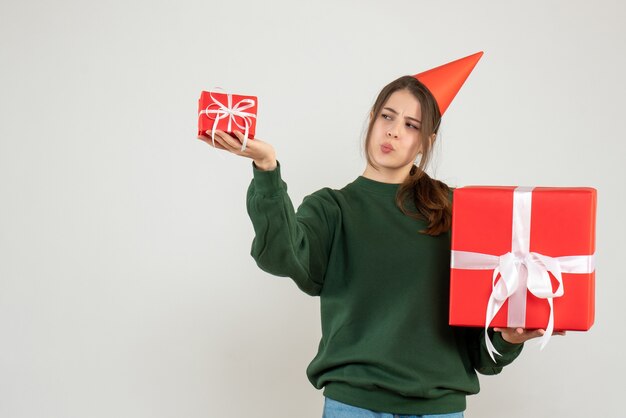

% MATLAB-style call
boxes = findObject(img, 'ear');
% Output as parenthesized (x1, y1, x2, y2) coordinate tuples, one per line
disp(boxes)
(369, 110, 374, 120)
(417, 133, 436, 155)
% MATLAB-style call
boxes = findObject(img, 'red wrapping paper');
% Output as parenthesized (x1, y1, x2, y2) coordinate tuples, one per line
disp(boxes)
(449, 186, 596, 331)
(198, 91, 257, 138)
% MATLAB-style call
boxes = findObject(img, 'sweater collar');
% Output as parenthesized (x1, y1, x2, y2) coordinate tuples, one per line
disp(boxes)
(351, 176, 401, 197)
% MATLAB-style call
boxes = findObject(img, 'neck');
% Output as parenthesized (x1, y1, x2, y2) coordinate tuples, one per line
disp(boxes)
(362, 163, 413, 184)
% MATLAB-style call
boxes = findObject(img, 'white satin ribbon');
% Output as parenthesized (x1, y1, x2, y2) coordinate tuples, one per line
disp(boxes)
(450, 187, 595, 361)
(198, 88, 256, 152)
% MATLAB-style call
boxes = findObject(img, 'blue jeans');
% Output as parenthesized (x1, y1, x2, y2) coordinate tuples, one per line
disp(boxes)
(323, 397, 464, 418)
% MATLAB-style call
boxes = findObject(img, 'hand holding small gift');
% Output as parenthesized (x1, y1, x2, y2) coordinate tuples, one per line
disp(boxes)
(197, 90, 258, 152)
(198, 130, 277, 171)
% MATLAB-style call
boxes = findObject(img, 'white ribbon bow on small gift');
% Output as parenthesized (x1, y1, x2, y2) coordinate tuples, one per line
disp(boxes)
(451, 187, 595, 362)
(198, 88, 256, 152)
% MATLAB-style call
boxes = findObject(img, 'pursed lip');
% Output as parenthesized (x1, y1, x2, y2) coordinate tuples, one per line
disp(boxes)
(381, 143, 394, 152)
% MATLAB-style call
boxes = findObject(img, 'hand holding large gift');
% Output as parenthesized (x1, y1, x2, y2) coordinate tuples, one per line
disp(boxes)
(449, 186, 596, 360)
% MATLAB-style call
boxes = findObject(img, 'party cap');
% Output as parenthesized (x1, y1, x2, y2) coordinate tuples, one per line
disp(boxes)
(414, 51, 484, 115)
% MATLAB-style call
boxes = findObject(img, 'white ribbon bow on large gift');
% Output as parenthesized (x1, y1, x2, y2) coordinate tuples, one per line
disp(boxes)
(198, 88, 257, 152)
(450, 187, 595, 361)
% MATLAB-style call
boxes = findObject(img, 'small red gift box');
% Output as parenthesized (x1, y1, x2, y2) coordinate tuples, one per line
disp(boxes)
(197, 90, 257, 140)
(449, 186, 597, 335)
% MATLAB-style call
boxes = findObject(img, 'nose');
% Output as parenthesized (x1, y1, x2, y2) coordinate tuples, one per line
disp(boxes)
(387, 124, 398, 138)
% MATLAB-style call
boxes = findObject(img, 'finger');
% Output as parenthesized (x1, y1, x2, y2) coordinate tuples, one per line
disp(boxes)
(233, 130, 245, 143)
(198, 134, 226, 150)
(216, 132, 248, 154)
(204, 130, 232, 145)
(203, 133, 230, 151)
(232, 130, 253, 146)
(215, 130, 244, 150)
(210, 140, 228, 151)
(215, 130, 234, 141)
(212, 133, 237, 152)
(232, 130, 251, 150)
(213, 140, 228, 150)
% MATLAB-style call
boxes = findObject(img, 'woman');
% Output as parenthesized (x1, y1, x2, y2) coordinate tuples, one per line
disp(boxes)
(198, 54, 553, 417)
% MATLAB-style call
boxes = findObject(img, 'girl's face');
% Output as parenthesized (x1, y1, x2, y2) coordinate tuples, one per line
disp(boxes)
(367, 89, 423, 179)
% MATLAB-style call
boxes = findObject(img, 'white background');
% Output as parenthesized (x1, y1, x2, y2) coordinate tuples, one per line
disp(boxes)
(1, 1, 624, 417)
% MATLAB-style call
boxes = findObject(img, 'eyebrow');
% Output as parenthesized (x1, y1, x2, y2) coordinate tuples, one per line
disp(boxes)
(383, 107, 421, 124)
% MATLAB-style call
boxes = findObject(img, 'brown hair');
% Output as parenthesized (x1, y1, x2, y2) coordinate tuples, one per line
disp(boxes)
(364, 75, 451, 236)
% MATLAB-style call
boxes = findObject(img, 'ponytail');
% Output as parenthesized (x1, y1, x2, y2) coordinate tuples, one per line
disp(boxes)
(396, 165, 451, 236)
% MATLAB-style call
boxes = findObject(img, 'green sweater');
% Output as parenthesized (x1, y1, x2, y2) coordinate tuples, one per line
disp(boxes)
(246, 162, 523, 415)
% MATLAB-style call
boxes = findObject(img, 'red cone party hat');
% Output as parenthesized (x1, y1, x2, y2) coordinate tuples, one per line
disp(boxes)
(413, 51, 484, 116)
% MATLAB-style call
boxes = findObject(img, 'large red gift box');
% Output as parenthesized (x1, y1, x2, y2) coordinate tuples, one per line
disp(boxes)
(449, 186, 597, 332)
(197, 90, 257, 139)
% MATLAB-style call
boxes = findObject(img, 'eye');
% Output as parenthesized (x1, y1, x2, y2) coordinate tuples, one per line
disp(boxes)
(381, 113, 392, 120)
(406, 123, 420, 130)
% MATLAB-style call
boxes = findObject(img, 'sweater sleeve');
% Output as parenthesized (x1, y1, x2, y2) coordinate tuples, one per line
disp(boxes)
(462, 327, 524, 375)
(245, 161, 337, 296)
